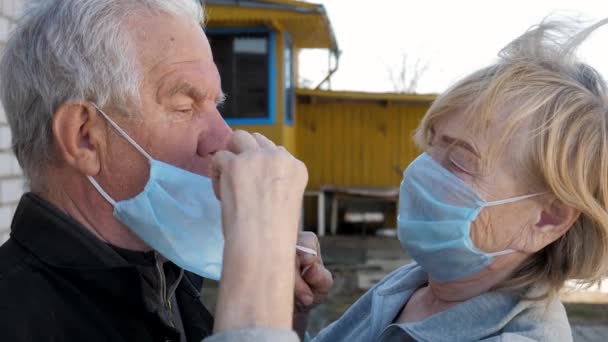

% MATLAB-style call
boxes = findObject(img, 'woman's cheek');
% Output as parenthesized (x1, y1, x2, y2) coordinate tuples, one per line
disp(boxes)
(470, 210, 498, 252)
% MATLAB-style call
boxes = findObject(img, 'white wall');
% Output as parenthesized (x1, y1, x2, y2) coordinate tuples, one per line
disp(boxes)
(0, 0, 25, 244)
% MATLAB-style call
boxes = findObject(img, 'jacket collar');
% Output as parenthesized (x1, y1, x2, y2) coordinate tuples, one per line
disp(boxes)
(372, 264, 526, 341)
(11, 193, 129, 269)
(9, 193, 215, 340)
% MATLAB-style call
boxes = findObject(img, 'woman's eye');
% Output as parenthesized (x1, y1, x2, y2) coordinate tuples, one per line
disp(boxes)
(448, 158, 470, 174)
(449, 150, 481, 176)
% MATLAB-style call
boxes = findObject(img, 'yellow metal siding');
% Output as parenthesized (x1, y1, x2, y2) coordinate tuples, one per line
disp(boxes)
(296, 99, 430, 189)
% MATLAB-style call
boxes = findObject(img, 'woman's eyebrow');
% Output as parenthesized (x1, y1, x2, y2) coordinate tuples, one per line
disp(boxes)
(440, 135, 481, 158)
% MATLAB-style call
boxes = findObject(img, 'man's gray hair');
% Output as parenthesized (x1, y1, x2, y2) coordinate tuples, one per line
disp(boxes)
(0, 0, 204, 184)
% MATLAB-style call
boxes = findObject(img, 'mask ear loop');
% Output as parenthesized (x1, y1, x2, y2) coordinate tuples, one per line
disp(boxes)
(486, 249, 514, 257)
(91, 103, 154, 162)
(86, 103, 155, 206)
(88, 176, 117, 206)
(481, 192, 548, 256)
(483, 192, 547, 207)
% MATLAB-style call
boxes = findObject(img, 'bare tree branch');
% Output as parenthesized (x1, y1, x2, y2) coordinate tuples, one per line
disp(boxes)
(386, 52, 429, 93)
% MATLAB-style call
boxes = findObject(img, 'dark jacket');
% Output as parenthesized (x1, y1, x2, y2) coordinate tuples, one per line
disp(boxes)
(0, 193, 215, 342)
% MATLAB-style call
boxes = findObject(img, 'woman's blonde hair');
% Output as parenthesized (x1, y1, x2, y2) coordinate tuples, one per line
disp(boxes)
(416, 18, 608, 294)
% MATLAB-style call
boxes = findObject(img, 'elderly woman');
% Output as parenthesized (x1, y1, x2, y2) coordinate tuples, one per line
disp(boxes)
(207, 18, 608, 342)
(305, 19, 608, 342)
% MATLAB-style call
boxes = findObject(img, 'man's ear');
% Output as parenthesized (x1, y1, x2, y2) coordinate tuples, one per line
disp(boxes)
(533, 198, 580, 247)
(52, 102, 104, 176)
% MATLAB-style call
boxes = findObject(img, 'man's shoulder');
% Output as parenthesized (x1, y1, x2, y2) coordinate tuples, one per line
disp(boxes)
(0, 238, 52, 300)
(0, 239, 60, 337)
(0, 238, 36, 279)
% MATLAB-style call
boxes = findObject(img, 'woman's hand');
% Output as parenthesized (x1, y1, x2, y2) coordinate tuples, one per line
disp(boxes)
(211, 130, 309, 333)
(295, 232, 333, 311)
(293, 231, 333, 339)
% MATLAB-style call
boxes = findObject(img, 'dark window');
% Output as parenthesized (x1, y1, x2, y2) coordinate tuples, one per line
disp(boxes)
(284, 36, 295, 125)
(208, 31, 271, 121)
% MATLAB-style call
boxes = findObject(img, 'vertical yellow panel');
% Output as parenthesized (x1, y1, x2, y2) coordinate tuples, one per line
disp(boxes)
(295, 93, 432, 190)
(344, 104, 353, 185)
(387, 103, 400, 186)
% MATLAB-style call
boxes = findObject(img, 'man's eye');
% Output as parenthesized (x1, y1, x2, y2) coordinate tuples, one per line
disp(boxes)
(176, 107, 194, 114)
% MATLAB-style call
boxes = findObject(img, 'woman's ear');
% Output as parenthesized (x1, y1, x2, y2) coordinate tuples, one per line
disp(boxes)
(533, 198, 580, 246)
(52, 102, 104, 176)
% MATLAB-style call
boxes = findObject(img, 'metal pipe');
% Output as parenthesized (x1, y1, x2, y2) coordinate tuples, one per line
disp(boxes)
(315, 49, 341, 90)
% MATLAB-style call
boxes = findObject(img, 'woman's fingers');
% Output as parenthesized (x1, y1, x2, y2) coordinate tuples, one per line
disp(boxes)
(297, 231, 321, 267)
(252, 132, 277, 149)
(294, 257, 314, 307)
(227, 130, 260, 154)
(210, 150, 236, 200)
(302, 263, 333, 298)
(294, 232, 332, 311)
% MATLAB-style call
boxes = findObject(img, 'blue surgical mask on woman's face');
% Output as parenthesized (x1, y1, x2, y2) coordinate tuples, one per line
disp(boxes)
(87, 104, 224, 281)
(397, 153, 543, 283)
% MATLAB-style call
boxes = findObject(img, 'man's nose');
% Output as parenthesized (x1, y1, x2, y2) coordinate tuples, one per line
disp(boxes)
(197, 113, 233, 157)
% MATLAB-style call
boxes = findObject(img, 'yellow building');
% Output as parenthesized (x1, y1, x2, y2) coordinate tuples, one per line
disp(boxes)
(204, 0, 338, 154)
(295, 89, 435, 189)
(205, 1, 435, 233)
(205, 0, 436, 189)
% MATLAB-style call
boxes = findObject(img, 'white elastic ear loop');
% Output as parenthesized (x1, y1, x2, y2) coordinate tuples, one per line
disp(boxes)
(483, 192, 546, 207)
(487, 249, 514, 257)
(87, 176, 117, 206)
(91, 103, 154, 162)
(87, 103, 154, 206)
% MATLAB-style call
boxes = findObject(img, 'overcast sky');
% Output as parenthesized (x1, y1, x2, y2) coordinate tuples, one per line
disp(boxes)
(299, 0, 608, 94)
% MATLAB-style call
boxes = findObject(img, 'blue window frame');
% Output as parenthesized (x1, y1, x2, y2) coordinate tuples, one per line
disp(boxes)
(284, 33, 295, 126)
(206, 27, 276, 125)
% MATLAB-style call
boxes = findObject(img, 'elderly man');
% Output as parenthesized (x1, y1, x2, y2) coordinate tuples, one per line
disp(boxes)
(0, 1, 331, 341)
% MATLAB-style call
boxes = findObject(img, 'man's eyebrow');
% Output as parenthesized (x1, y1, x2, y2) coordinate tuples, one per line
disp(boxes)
(160, 80, 225, 106)
(165, 81, 206, 100)
(440, 135, 481, 158)
(216, 92, 227, 105)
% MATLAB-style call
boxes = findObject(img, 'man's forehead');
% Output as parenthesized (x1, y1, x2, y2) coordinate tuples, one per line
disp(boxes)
(127, 13, 212, 74)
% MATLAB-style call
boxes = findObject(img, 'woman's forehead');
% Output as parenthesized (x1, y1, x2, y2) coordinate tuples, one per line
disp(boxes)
(431, 110, 527, 172)
(433, 112, 486, 148)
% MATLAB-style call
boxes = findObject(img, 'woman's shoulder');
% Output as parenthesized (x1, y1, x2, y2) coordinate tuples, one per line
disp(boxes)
(371, 262, 426, 294)
(310, 262, 423, 342)
(499, 290, 572, 341)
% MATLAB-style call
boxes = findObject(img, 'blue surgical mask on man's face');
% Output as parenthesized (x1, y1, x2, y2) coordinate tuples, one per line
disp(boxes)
(87, 104, 224, 281)
(397, 153, 543, 283)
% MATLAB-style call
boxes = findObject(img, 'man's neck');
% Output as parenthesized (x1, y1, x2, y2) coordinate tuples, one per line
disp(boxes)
(38, 175, 151, 251)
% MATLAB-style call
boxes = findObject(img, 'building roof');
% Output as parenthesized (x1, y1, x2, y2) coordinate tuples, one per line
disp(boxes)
(204, 0, 338, 50)
(296, 89, 437, 104)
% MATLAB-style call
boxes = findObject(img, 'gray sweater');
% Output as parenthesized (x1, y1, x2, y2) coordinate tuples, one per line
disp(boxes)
(204, 263, 572, 341)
